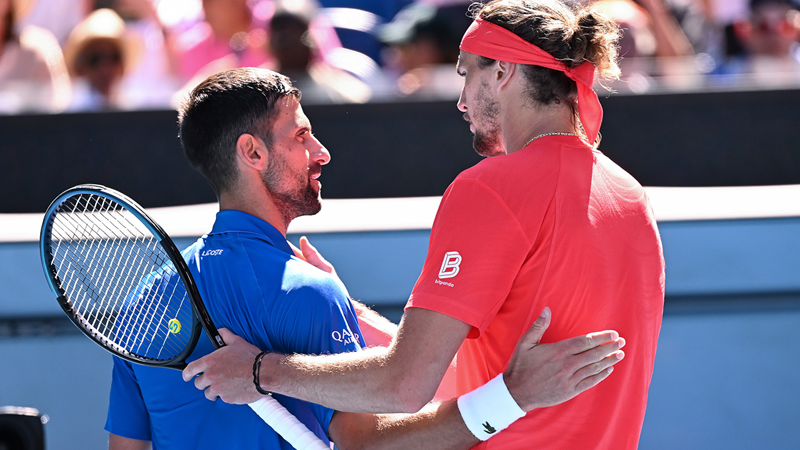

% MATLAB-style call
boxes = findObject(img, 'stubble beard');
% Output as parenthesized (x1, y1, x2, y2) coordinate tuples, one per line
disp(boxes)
(471, 80, 505, 158)
(261, 154, 322, 227)
(473, 128, 504, 158)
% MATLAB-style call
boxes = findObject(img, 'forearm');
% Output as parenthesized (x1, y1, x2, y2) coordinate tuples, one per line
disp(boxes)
(259, 309, 467, 413)
(433, 356, 458, 402)
(331, 401, 480, 450)
(262, 345, 437, 413)
(186, 310, 469, 412)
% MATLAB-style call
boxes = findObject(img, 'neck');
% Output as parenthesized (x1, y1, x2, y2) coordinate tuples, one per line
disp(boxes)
(219, 186, 289, 236)
(502, 104, 578, 153)
(498, 70, 580, 153)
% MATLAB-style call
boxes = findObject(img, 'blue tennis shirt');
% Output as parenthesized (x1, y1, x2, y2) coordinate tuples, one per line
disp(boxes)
(105, 210, 364, 449)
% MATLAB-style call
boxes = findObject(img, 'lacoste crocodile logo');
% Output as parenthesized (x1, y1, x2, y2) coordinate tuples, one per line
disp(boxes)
(482, 422, 496, 434)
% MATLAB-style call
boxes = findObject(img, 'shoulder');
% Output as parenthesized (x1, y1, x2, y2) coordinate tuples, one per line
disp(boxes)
(443, 146, 561, 207)
(227, 237, 350, 307)
(455, 142, 569, 189)
(181, 238, 205, 260)
(274, 260, 363, 353)
(281, 258, 350, 305)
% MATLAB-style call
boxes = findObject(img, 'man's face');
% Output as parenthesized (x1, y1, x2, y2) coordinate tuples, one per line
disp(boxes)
(260, 96, 330, 224)
(456, 51, 505, 157)
(739, 3, 800, 57)
(76, 39, 125, 96)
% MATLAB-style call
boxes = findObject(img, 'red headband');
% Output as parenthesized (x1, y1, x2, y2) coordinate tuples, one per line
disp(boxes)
(460, 18, 602, 145)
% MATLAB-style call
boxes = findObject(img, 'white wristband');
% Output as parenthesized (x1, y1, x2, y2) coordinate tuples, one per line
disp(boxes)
(457, 373, 526, 441)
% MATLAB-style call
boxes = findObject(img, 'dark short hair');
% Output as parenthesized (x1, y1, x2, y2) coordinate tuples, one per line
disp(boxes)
(178, 68, 301, 196)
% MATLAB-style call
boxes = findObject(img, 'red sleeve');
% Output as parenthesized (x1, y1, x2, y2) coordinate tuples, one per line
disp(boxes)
(406, 178, 532, 337)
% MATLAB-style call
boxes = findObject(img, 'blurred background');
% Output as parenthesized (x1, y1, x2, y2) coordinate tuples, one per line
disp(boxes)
(1, 0, 800, 449)
(1, 0, 800, 113)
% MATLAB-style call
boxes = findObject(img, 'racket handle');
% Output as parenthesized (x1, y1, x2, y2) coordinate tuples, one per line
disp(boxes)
(248, 396, 331, 450)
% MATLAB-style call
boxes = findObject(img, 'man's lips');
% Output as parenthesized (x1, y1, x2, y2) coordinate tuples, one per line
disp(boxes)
(310, 169, 322, 188)
(309, 163, 322, 181)
(463, 113, 474, 133)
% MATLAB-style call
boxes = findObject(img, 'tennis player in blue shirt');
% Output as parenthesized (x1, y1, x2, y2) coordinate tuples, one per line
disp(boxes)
(107, 67, 625, 450)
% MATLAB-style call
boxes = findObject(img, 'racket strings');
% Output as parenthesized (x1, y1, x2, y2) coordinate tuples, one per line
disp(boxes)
(55, 196, 152, 332)
(46, 193, 193, 363)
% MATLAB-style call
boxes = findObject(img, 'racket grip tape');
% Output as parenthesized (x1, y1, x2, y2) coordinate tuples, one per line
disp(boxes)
(248, 396, 331, 450)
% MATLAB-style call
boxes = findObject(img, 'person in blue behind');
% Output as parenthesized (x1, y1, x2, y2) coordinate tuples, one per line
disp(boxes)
(106, 67, 626, 450)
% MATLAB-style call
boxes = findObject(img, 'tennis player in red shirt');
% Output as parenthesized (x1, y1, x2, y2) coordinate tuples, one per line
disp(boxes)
(186, 1, 664, 449)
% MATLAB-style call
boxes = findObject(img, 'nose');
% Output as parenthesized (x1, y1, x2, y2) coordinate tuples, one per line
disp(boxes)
(311, 135, 331, 165)
(457, 85, 467, 112)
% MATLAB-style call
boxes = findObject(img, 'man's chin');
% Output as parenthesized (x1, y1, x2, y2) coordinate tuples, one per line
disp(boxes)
(473, 139, 504, 158)
(303, 191, 323, 217)
(472, 129, 504, 157)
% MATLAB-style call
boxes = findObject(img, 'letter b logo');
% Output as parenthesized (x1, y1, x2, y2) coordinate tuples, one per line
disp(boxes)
(438, 251, 462, 279)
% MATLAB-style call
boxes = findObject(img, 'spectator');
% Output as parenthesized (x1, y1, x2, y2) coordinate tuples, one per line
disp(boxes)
(91, 0, 181, 109)
(734, 0, 800, 58)
(63, 8, 141, 111)
(173, 0, 271, 83)
(590, 0, 695, 58)
(267, 0, 371, 103)
(580, 0, 707, 92)
(717, 0, 800, 84)
(0, 0, 70, 113)
(377, 1, 471, 97)
(174, 0, 370, 105)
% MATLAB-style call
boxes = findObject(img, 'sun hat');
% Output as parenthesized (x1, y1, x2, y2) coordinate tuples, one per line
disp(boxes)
(62, 8, 142, 77)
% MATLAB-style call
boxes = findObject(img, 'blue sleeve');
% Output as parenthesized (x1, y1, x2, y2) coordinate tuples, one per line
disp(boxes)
(271, 265, 366, 434)
(105, 356, 151, 441)
(277, 275, 364, 355)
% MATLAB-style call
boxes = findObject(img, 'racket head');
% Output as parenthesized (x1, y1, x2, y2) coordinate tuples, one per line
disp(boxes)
(40, 184, 221, 369)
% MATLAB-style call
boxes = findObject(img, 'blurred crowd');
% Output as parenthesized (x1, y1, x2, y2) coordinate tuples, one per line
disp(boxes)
(0, 0, 799, 115)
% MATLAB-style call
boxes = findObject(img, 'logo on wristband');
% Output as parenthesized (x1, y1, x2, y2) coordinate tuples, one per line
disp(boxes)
(482, 422, 497, 435)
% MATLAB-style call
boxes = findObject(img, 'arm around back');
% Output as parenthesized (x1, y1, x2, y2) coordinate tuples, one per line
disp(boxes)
(262, 307, 472, 413)
(184, 307, 471, 413)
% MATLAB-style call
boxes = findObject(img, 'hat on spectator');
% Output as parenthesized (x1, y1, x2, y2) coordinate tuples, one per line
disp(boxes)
(63, 8, 142, 77)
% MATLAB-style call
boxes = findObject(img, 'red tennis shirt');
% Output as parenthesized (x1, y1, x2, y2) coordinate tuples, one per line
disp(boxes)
(407, 135, 665, 449)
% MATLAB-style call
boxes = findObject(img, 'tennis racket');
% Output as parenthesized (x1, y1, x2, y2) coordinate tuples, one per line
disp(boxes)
(40, 184, 330, 450)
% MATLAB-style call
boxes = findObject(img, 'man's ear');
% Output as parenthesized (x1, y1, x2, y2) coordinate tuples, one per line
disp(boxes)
(495, 60, 517, 91)
(235, 133, 269, 171)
